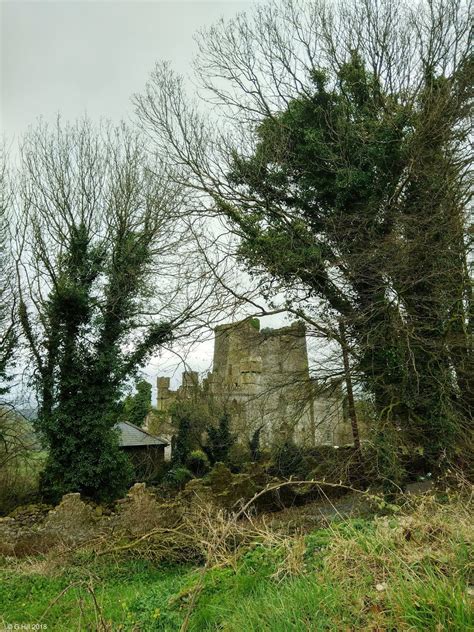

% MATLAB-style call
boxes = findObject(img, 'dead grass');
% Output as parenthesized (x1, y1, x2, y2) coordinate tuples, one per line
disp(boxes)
(324, 490, 473, 584)
(1, 487, 472, 631)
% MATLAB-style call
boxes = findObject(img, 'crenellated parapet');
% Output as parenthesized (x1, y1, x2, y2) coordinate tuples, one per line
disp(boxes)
(152, 318, 354, 452)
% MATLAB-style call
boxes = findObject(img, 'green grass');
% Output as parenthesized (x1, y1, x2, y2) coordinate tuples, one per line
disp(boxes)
(0, 557, 191, 630)
(1, 496, 472, 631)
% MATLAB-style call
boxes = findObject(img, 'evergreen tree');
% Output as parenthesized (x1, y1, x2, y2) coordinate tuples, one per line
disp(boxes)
(249, 426, 263, 462)
(171, 415, 192, 467)
(205, 413, 236, 465)
(121, 380, 152, 427)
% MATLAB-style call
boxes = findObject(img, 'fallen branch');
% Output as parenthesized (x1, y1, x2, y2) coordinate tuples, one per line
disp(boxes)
(180, 478, 375, 632)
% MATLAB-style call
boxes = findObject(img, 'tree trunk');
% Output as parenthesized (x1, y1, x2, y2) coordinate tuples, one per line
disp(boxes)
(339, 322, 361, 451)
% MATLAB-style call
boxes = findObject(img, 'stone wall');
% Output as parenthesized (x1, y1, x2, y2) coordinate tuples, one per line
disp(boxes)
(150, 319, 353, 450)
(206, 320, 315, 445)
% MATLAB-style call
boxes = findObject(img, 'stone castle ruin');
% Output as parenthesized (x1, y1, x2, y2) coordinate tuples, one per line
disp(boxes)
(149, 319, 353, 456)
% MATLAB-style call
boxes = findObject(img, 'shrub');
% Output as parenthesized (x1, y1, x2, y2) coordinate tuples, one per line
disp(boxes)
(205, 413, 236, 465)
(164, 467, 193, 489)
(186, 450, 210, 477)
(249, 426, 263, 462)
(227, 443, 251, 472)
(269, 440, 308, 479)
(170, 399, 211, 464)
(171, 416, 192, 467)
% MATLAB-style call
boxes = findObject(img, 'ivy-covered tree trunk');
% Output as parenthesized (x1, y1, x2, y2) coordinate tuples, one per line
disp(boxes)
(135, 0, 472, 482)
(14, 119, 192, 502)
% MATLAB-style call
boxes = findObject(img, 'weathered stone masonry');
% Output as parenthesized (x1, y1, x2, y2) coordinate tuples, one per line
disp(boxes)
(150, 319, 353, 455)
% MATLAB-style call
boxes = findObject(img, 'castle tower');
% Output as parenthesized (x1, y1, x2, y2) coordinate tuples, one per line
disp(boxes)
(157, 376, 171, 411)
(207, 319, 319, 446)
(153, 318, 353, 452)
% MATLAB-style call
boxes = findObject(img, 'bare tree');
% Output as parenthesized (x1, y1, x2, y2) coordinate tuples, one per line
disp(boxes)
(135, 0, 473, 480)
(11, 118, 229, 501)
(0, 145, 16, 400)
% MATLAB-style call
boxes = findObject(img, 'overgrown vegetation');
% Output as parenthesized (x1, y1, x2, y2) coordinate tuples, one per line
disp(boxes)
(1, 491, 471, 630)
(169, 401, 237, 474)
(136, 0, 473, 485)
(0, 3, 472, 626)
(204, 413, 236, 466)
(225, 47, 473, 476)
(0, 409, 45, 515)
(169, 402, 200, 468)
(13, 120, 207, 503)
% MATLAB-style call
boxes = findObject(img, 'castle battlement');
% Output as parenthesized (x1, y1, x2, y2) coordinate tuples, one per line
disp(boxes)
(153, 319, 353, 449)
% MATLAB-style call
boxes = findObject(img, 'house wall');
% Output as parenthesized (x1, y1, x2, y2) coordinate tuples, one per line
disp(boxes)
(122, 445, 165, 481)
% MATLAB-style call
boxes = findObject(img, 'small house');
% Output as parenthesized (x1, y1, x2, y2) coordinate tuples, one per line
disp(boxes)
(116, 421, 168, 481)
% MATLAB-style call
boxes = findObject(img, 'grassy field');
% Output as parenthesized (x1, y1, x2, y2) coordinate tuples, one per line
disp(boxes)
(0, 493, 472, 631)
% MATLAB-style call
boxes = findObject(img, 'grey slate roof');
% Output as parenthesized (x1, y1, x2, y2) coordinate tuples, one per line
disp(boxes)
(116, 421, 168, 448)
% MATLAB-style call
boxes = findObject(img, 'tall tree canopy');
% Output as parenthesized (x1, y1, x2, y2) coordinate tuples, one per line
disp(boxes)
(137, 0, 473, 481)
(14, 119, 213, 501)
(120, 379, 152, 428)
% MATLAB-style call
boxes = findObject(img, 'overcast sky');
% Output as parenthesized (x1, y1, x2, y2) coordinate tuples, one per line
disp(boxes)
(1, 0, 254, 141)
(1, 1, 269, 396)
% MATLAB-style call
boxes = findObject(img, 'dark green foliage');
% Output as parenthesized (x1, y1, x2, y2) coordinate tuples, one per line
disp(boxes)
(16, 121, 177, 503)
(170, 399, 212, 466)
(186, 449, 210, 477)
(135, 0, 472, 485)
(248, 426, 263, 462)
(171, 415, 193, 468)
(164, 466, 193, 489)
(205, 413, 236, 466)
(270, 440, 308, 480)
(169, 399, 211, 467)
(24, 222, 170, 502)
(39, 429, 133, 503)
(120, 380, 152, 427)
(222, 51, 472, 476)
